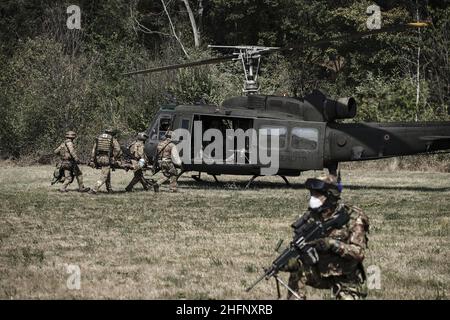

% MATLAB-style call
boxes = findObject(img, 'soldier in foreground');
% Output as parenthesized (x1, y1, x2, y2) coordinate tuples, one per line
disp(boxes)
(284, 175, 369, 299)
(53, 131, 90, 193)
(88, 128, 122, 194)
(153, 131, 181, 193)
(125, 132, 150, 192)
(247, 174, 369, 300)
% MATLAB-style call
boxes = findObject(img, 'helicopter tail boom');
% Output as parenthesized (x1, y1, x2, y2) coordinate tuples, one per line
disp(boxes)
(326, 122, 450, 163)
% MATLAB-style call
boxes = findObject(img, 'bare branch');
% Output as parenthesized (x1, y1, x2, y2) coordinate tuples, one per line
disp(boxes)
(161, 0, 190, 58)
(135, 17, 171, 36)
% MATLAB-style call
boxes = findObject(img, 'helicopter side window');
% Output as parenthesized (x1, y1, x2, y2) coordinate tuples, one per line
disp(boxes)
(181, 119, 190, 130)
(291, 127, 318, 150)
(259, 126, 287, 149)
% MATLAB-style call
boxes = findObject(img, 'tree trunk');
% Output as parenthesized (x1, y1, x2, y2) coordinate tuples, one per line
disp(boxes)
(181, 0, 201, 47)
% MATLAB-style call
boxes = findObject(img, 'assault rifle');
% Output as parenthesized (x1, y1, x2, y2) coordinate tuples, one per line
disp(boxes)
(51, 160, 88, 185)
(245, 208, 350, 298)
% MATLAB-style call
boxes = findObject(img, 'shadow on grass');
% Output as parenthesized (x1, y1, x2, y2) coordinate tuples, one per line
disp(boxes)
(174, 177, 450, 192)
(343, 184, 450, 192)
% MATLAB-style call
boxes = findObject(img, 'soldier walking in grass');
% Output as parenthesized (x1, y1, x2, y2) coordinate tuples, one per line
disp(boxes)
(88, 128, 122, 194)
(125, 132, 151, 192)
(282, 174, 370, 300)
(153, 131, 181, 193)
(53, 131, 90, 193)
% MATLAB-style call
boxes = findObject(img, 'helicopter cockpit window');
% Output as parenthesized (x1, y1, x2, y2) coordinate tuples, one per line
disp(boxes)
(291, 127, 318, 150)
(158, 118, 172, 140)
(259, 126, 287, 149)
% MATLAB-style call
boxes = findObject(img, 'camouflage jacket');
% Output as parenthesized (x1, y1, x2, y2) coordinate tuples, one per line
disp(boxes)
(157, 138, 175, 161)
(302, 204, 369, 278)
(129, 140, 147, 161)
(54, 139, 79, 162)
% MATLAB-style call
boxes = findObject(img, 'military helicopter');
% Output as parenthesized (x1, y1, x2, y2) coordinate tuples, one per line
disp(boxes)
(124, 22, 450, 187)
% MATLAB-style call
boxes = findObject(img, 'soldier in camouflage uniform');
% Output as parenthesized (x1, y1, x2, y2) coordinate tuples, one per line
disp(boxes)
(153, 131, 181, 193)
(88, 128, 122, 194)
(283, 174, 369, 300)
(125, 132, 150, 192)
(53, 131, 90, 193)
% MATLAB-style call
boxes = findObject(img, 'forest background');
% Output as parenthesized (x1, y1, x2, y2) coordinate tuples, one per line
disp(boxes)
(0, 0, 449, 164)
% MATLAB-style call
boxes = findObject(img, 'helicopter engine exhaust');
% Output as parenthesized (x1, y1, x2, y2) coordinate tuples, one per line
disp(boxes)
(303, 89, 357, 122)
(323, 97, 357, 121)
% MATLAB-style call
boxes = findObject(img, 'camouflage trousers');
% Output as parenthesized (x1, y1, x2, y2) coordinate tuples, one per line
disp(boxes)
(283, 259, 367, 300)
(93, 166, 112, 192)
(126, 168, 149, 191)
(156, 160, 177, 191)
(61, 163, 86, 191)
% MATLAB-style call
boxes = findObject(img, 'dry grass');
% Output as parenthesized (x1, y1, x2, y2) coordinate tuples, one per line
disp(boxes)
(0, 165, 448, 300)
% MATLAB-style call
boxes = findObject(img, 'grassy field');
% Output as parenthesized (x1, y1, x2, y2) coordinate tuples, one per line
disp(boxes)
(0, 164, 448, 300)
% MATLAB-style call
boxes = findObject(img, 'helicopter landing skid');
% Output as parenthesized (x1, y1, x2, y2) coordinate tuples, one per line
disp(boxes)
(245, 175, 291, 189)
(191, 172, 220, 183)
(176, 169, 186, 181)
(191, 172, 202, 182)
(279, 175, 291, 187)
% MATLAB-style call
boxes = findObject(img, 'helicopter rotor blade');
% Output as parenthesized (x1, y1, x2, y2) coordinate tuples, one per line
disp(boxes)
(123, 21, 429, 76)
(123, 54, 236, 76)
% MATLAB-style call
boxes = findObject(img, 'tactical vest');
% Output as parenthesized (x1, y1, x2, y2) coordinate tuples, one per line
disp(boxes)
(96, 133, 113, 156)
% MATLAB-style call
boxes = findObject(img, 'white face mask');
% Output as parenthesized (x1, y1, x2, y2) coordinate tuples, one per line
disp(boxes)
(309, 196, 324, 209)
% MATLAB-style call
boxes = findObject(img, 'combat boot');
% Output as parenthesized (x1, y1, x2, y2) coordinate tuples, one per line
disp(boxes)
(153, 184, 160, 193)
(59, 188, 68, 193)
(88, 189, 97, 195)
(79, 187, 90, 192)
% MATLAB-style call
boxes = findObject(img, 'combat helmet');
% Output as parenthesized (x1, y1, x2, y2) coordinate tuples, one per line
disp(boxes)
(65, 131, 76, 139)
(137, 132, 148, 141)
(305, 174, 341, 199)
(104, 127, 115, 135)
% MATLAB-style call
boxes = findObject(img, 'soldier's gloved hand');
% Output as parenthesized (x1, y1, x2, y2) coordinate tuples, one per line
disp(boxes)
(89, 161, 95, 168)
(311, 238, 342, 253)
(311, 237, 337, 252)
(310, 238, 330, 252)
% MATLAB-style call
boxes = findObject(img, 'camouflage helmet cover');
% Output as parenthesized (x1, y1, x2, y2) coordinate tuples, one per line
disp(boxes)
(305, 174, 340, 198)
(104, 127, 115, 135)
(65, 131, 76, 139)
(137, 132, 149, 141)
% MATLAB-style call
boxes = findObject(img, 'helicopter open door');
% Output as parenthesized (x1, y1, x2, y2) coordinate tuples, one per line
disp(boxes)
(256, 119, 325, 173)
(144, 113, 174, 163)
